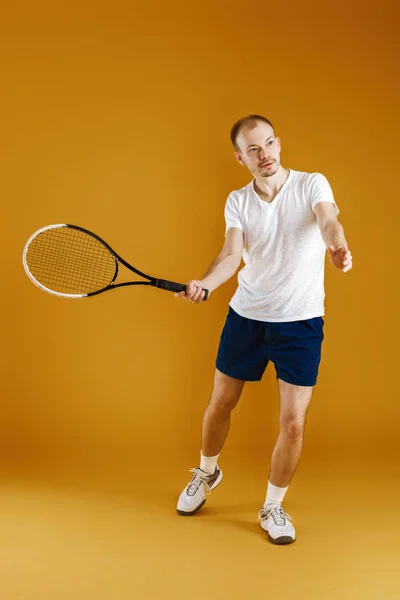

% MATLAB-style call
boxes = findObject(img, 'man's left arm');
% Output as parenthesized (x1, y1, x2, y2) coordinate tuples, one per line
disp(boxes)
(314, 202, 353, 273)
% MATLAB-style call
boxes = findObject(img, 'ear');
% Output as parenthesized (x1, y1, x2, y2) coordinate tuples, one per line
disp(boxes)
(276, 137, 281, 151)
(234, 151, 245, 166)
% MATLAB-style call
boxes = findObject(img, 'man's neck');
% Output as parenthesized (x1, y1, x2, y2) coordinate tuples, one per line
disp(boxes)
(253, 166, 290, 201)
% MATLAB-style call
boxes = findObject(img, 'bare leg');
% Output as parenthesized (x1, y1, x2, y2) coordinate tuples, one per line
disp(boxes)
(201, 369, 245, 456)
(269, 379, 314, 488)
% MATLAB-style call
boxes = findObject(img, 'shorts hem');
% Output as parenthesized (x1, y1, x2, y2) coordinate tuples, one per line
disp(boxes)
(216, 363, 262, 382)
(276, 372, 317, 387)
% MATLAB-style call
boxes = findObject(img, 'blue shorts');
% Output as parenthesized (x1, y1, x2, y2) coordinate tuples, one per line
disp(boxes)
(216, 307, 324, 387)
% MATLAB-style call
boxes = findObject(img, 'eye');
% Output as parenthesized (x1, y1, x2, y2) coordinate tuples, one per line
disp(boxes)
(249, 148, 257, 153)
(268, 140, 274, 145)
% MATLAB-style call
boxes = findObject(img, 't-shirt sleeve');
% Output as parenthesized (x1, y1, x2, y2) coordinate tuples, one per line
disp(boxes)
(224, 192, 243, 235)
(308, 173, 339, 215)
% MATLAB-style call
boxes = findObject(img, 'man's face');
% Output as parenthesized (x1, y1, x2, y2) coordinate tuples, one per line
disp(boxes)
(235, 122, 281, 178)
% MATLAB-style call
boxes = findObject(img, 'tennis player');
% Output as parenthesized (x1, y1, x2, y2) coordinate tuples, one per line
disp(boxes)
(175, 115, 352, 544)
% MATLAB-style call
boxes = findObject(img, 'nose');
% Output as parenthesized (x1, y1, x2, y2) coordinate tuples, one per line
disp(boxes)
(259, 148, 271, 162)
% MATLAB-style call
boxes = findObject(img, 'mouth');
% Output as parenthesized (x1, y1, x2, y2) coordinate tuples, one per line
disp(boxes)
(260, 162, 274, 168)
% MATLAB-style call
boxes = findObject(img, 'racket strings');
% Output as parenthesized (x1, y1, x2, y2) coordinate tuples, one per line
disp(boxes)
(27, 231, 115, 293)
(26, 227, 117, 295)
(32, 235, 113, 285)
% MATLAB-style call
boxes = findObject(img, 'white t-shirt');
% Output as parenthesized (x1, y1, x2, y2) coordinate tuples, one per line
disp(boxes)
(224, 169, 339, 322)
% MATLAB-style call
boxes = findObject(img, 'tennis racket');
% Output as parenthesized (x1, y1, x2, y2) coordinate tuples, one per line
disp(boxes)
(22, 224, 209, 300)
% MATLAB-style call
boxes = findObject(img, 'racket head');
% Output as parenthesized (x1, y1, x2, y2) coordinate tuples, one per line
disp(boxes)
(23, 224, 118, 298)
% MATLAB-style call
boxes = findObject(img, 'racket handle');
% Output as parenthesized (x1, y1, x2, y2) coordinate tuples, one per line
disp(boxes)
(154, 279, 209, 301)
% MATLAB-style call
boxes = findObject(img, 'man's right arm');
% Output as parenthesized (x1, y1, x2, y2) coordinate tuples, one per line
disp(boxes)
(175, 227, 243, 304)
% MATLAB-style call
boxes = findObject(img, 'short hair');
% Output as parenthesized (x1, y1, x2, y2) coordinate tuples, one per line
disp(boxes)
(230, 115, 275, 152)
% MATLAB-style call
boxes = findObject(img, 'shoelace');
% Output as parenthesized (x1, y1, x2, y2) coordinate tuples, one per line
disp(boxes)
(187, 468, 213, 495)
(257, 505, 292, 526)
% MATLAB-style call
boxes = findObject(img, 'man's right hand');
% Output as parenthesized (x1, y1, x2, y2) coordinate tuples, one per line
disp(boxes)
(174, 280, 208, 304)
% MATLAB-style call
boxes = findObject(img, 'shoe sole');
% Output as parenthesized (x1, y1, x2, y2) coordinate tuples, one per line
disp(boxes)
(177, 499, 207, 516)
(267, 534, 296, 545)
(176, 472, 223, 516)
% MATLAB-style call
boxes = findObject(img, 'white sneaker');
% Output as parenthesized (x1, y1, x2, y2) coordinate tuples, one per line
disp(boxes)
(258, 504, 296, 545)
(177, 467, 223, 515)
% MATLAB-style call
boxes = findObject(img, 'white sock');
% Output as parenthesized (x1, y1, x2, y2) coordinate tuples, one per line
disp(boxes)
(264, 481, 289, 508)
(200, 451, 219, 475)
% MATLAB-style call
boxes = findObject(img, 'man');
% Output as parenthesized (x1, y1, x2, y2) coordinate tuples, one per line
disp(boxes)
(174, 115, 352, 544)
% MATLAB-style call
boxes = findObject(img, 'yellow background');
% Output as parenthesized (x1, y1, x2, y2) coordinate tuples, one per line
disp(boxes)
(1, 1, 399, 599)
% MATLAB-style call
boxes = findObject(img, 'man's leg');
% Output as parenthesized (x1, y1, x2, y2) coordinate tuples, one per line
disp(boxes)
(201, 368, 246, 457)
(259, 380, 314, 544)
(269, 379, 314, 487)
(177, 369, 245, 515)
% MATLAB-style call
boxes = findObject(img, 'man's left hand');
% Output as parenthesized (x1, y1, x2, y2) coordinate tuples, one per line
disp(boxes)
(328, 245, 353, 272)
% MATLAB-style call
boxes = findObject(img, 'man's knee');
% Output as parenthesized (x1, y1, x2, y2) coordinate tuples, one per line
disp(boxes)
(280, 414, 306, 440)
(207, 390, 239, 416)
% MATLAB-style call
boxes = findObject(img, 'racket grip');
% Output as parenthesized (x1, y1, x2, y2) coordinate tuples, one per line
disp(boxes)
(155, 279, 209, 301)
